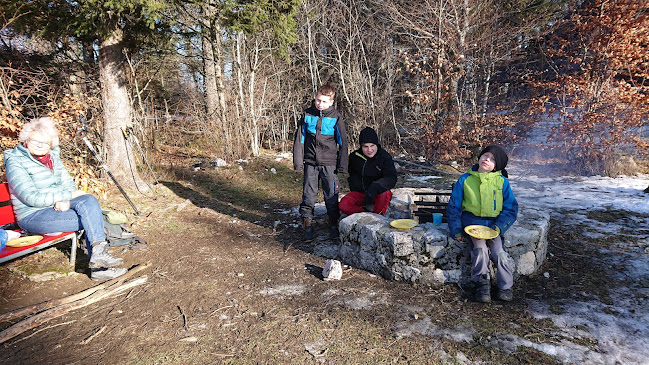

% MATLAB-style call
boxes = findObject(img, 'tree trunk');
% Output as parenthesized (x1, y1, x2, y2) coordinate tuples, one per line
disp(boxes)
(248, 39, 260, 156)
(201, 3, 231, 157)
(235, 32, 248, 154)
(202, 10, 220, 129)
(98, 27, 146, 191)
(213, 34, 231, 157)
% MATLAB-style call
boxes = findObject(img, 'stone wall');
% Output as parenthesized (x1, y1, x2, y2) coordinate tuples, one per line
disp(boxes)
(315, 188, 550, 287)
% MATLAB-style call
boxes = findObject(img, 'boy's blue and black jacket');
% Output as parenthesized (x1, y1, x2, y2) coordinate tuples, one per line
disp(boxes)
(446, 164, 518, 239)
(293, 102, 348, 173)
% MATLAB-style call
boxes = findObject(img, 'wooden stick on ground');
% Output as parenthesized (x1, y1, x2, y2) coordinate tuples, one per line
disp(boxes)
(0, 276, 148, 344)
(393, 158, 462, 175)
(0, 263, 150, 323)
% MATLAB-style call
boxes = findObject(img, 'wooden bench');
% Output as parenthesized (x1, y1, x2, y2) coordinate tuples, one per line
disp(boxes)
(413, 190, 452, 223)
(0, 183, 79, 266)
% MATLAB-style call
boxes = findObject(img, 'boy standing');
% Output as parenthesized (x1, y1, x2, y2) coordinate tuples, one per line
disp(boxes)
(293, 84, 348, 242)
(339, 127, 397, 216)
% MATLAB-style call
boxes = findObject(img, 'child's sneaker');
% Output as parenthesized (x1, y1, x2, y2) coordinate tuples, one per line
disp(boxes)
(496, 288, 513, 301)
(475, 277, 491, 303)
(91, 268, 127, 281)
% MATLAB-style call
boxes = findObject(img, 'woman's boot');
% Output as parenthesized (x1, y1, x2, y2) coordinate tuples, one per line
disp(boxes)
(89, 241, 124, 268)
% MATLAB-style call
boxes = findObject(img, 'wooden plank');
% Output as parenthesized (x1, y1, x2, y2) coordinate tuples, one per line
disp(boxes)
(415, 201, 449, 207)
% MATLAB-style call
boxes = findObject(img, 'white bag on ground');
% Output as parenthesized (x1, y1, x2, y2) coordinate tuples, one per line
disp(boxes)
(323, 259, 343, 280)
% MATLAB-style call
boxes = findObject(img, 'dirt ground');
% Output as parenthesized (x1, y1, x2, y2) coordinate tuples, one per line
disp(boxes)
(0, 158, 605, 364)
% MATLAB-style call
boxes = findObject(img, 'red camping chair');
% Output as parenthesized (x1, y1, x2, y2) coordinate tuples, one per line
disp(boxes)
(0, 183, 79, 266)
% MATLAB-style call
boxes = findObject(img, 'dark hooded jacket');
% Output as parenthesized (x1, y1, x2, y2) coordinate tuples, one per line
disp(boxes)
(347, 127, 397, 199)
(293, 102, 348, 173)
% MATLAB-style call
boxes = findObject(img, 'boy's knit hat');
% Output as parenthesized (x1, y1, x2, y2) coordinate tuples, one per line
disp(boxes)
(479, 145, 509, 177)
(359, 127, 379, 146)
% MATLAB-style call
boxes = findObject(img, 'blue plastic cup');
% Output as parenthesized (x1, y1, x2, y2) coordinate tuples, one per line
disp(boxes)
(432, 213, 443, 225)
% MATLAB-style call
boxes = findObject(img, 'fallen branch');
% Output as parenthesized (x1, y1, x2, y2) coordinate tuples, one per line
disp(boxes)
(8, 320, 76, 346)
(393, 158, 462, 175)
(80, 325, 107, 345)
(178, 305, 188, 331)
(0, 275, 148, 344)
(0, 263, 150, 323)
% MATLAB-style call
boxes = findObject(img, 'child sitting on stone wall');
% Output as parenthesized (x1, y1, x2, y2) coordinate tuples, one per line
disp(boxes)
(446, 145, 518, 302)
(338, 127, 397, 216)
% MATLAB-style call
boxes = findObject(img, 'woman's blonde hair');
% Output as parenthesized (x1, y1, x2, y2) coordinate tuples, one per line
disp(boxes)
(19, 117, 60, 148)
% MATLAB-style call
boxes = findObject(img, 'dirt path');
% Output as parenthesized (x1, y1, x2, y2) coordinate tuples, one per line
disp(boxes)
(1, 162, 621, 364)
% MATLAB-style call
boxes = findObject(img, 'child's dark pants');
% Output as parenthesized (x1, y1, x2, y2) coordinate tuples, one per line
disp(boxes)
(299, 164, 340, 225)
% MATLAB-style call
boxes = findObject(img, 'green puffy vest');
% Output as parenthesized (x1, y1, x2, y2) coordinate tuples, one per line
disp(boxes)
(461, 170, 505, 218)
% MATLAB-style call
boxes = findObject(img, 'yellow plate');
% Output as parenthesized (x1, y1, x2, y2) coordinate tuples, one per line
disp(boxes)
(464, 225, 498, 240)
(390, 219, 418, 229)
(5, 235, 43, 247)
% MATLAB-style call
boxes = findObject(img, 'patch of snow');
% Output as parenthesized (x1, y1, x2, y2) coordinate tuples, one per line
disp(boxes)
(511, 172, 649, 215)
(393, 316, 475, 343)
(406, 175, 442, 184)
(275, 152, 291, 161)
(386, 163, 649, 364)
(323, 290, 386, 310)
(259, 284, 306, 298)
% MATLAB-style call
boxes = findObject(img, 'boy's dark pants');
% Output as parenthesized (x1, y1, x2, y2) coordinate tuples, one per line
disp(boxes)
(299, 164, 340, 225)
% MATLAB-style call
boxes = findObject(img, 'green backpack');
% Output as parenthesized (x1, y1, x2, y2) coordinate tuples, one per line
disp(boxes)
(102, 210, 146, 248)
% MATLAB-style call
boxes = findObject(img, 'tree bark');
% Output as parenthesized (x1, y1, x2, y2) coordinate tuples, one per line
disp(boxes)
(98, 26, 146, 191)
(202, 2, 231, 157)
(202, 8, 220, 125)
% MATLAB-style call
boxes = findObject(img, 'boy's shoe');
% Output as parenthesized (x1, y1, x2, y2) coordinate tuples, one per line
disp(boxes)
(89, 242, 124, 268)
(496, 288, 513, 302)
(91, 267, 127, 281)
(475, 277, 492, 303)
(303, 218, 314, 242)
(329, 225, 340, 240)
(304, 226, 315, 242)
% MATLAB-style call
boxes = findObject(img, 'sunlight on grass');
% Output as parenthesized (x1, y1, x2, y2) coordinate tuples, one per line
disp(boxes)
(165, 156, 308, 222)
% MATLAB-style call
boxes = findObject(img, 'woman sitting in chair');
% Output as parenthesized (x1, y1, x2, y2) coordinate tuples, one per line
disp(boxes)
(3, 117, 126, 281)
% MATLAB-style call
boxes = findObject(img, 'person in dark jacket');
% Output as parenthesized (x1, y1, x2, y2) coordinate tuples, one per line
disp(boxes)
(339, 127, 397, 216)
(446, 145, 518, 303)
(293, 83, 348, 242)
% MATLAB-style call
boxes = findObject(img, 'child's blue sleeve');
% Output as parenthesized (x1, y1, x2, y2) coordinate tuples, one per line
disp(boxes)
(446, 176, 467, 238)
(495, 178, 518, 234)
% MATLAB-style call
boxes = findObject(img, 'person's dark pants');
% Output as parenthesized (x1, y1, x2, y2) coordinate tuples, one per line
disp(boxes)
(299, 164, 340, 225)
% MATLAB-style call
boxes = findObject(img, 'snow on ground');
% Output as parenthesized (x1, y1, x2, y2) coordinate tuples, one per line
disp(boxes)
(510, 168, 649, 215)
(397, 163, 649, 363)
(498, 164, 649, 364)
(405, 174, 443, 184)
(301, 160, 649, 363)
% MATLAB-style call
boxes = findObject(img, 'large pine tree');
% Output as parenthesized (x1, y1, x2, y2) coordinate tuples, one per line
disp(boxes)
(3, 0, 169, 190)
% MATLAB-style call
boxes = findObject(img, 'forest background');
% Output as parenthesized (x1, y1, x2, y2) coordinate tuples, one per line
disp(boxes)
(0, 0, 648, 190)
